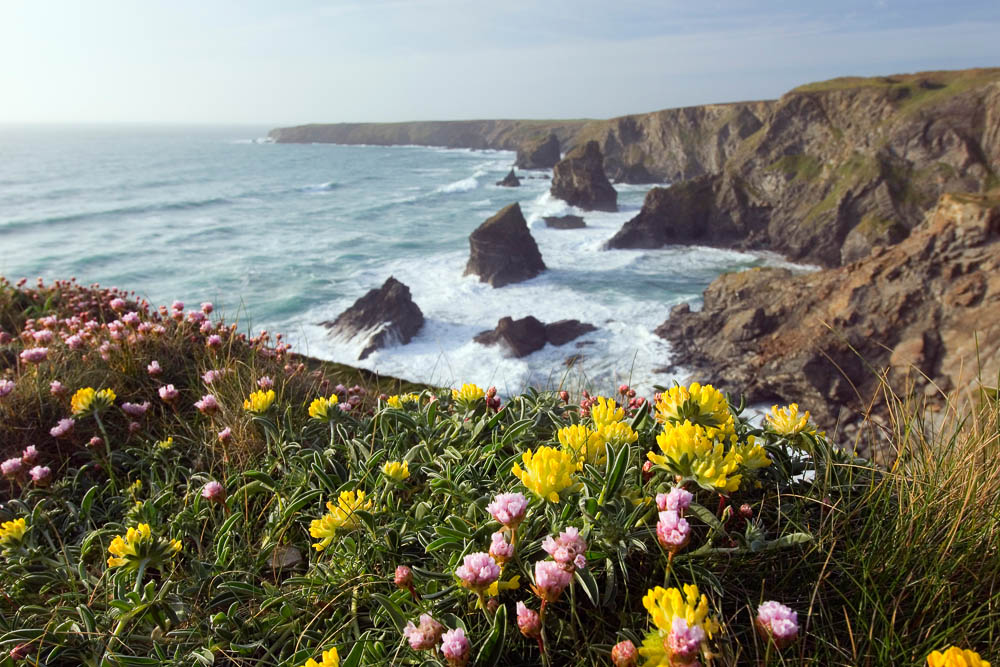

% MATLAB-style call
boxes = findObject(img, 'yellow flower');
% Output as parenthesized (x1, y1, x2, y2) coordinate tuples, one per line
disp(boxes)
(590, 396, 624, 429)
(382, 460, 410, 482)
(300, 648, 340, 667)
(452, 383, 485, 404)
(71, 387, 116, 416)
(308, 395, 339, 421)
(655, 383, 735, 442)
(511, 446, 577, 503)
(732, 436, 771, 471)
(596, 421, 638, 449)
(649, 420, 742, 492)
(0, 518, 27, 546)
(128, 479, 143, 495)
(557, 424, 603, 466)
(765, 404, 817, 436)
(927, 647, 990, 667)
(243, 389, 275, 414)
(386, 393, 420, 409)
(642, 584, 720, 637)
(156, 437, 174, 450)
(309, 490, 373, 551)
(106, 523, 181, 571)
(486, 574, 521, 597)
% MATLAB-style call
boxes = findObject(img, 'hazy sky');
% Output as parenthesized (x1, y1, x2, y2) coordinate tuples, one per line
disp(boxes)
(2, 0, 998, 125)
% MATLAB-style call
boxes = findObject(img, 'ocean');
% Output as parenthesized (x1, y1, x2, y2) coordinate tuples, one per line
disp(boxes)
(0, 124, 803, 395)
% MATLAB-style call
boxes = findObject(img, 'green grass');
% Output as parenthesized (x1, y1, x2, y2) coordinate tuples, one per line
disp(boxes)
(767, 154, 824, 182)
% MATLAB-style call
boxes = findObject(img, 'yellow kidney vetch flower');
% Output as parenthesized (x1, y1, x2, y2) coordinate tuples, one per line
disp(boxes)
(596, 421, 638, 448)
(310, 490, 373, 551)
(382, 460, 410, 481)
(106, 523, 181, 571)
(156, 436, 174, 450)
(765, 403, 817, 436)
(308, 395, 339, 421)
(649, 420, 742, 492)
(642, 584, 720, 636)
(386, 393, 420, 409)
(732, 436, 771, 471)
(557, 424, 603, 466)
(590, 396, 625, 429)
(0, 518, 27, 547)
(71, 387, 116, 416)
(512, 446, 578, 502)
(927, 647, 990, 667)
(452, 383, 485, 404)
(486, 573, 521, 597)
(299, 648, 340, 667)
(244, 389, 276, 414)
(655, 382, 735, 442)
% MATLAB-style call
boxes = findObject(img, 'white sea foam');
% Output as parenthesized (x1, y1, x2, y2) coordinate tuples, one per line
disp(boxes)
(436, 176, 479, 193)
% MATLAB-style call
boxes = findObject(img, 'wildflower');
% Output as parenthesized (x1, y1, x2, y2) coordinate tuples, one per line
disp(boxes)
(648, 421, 742, 493)
(66, 334, 83, 349)
(153, 436, 173, 450)
(733, 437, 772, 470)
(656, 510, 691, 554)
(158, 384, 179, 402)
(452, 383, 485, 404)
(110, 297, 126, 311)
(926, 647, 990, 667)
(171, 300, 184, 311)
(50, 418, 74, 438)
(33, 330, 53, 344)
(308, 395, 339, 421)
(0, 518, 27, 546)
(122, 401, 150, 417)
(516, 601, 542, 638)
(0, 379, 13, 398)
(765, 404, 817, 437)
(49, 380, 66, 396)
(403, 613, 445, 651)
(533, 560, 572, 603)
(596, 421, 639, 449)
(611, 640, 638, 667)
(201, 481, 226, 504)
(298, 648, 340, 667)
(218, 427, 232, 443)
(19, 347, 48, 363)
(71, 387, 116, 416)
(440, 628, 471, 667)
(2, 458, 23, 478)
(487, 492, 528, 529)
(21, 445, 39, 465)
(194, 394, 219, 414)
(655, 382, 735, 442)
(29, 466, 51, 485)
(456, 552, 500, 593)
(386, 392, 420, 408)
(381, 460, 410, 482)
(147, 360, 162, 376)
(756, 601, 799, 650)
(89, 436, 104, 448)
(591, 396, 625, 428)
(394, 565, 413, 589)
(489, 531, 515, 565)
(201, 302, 213, 314)
(202, 369, 224, 384)
(667, 617, 707, 664)
(9, 643, 31, 660)
(106, 523, 182, 571)
(485, 573, 521, 597)
(657, 486, 694, 514)
(557, 424, 604, 466)
(512, 446, 578, 503)
(642, 584, 720, 636)
(309, 490, 373, 551)
(541, 526, 587, 571)
(243, 389, 275, 414)
(257, 376, 274, 390)
(206, 334, 222, 349)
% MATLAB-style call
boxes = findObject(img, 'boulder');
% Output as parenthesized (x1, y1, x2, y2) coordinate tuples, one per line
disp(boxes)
(475, 317, 596, 358)
(543, 215, 586, 229)
(515, 133, 561, 169)
(496, 169, 521, 187)
(464, 203, 546, 287)
(550, 141, 618, 212)
(322, 277, 424, 360)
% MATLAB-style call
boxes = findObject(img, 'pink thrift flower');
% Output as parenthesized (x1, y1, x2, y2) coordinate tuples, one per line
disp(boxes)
(1, 457, 23, 477)
(667, 617, 706, 662)
(0, 379, 13, 398)
(21, 445, 39, 464)
(201, 481, 226, 503)
(201, 302, 213, 314)
(488, 531, 515, 565)
(32, 330, 53, 344)
(121, 401, 150, 418)
(187, 310, 206, 324)
(487, 492, 528, 529)
(516, 601, 541, 638)
(218, 427, 232, 443)
(30, 465, 51, 485)
(195, 394, 219, 414)
(541, 526, 587, 571)
(533, 560, 572, 602)
(206, 335, 222, 350)
(611, 639, 638, 667)
(109, 297, 126, 311)
(122, 312, 140, 326)
(257, 376, 274, 390)
(394, 565, 413, 589)
(20, 347, 49, 364)
(455, 552, 500, 592)
(439, 627, 470, 667)
(756, 601, 799, 649)
(402, 613, 445, 651)
(49, 380, 66, 396)
(657, 486, 694, 513)
(656, 510, 691, 554)
(89, 436, 104, 448)
(171, 300, 184, 311)
(50, 418, 74, 438)
(65, 334, 83, 349)
(147, 360, 162, 376)
(128, 421, 141, 434)
(159, 384, 179, 402)
(202, 369, 224, 385)
(199, 320, 213, 334)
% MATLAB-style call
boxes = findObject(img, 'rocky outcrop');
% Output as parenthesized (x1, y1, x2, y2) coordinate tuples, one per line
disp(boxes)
(516, 133, 561, 169)
(496, 169, 521, 187)
(475, 316, 596, 358)
(608, 69, 1000, 266)
(656, 192, 1000, 450)
(322, 277, 424, 360)
(464, 203, 546, 287)
(551, 141, 618, 212)
(544, 215, 586, 229)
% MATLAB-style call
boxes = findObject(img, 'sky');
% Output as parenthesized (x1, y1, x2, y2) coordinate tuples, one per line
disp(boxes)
(1, 0, 998, 125)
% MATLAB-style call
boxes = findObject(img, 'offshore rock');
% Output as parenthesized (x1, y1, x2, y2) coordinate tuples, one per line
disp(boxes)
(323, 277, 424, 360)
(496, 169, 521, 187)
(475, 316, 596, 358)
(543, 215, 586, 229)
(551, 141, 618, 212)
(516, 132, 561, 169)
(464, 203, 546, 287)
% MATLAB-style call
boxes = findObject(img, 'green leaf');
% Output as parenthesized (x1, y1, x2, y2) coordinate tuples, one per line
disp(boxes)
(764, 532, 814, 549)
(604, 442, 631, 499)
(80, 485, 98, 520)
(688, 502, 726, 536)
(341, 633, 369, 667)
(475, 600, 507, 666)
(424, 536, 464, 553)
(574, 567, 600, 607)
(371, 593, 406, 632)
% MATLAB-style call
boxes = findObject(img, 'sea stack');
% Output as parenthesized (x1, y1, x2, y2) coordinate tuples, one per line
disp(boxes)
(550, 141, 618, 212)
(515, 132, 561, 169)
(322, 277, 424, 360)
(496, 169, 521, 187)
(474, 316, 597, 358)
(464, 203, 546, 287)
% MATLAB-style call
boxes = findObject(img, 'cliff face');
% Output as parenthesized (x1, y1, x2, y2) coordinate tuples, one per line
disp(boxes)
(608, 69, 1000, 266)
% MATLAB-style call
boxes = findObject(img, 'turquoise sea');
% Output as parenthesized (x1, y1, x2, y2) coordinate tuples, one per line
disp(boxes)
(0, 125, 801, 394)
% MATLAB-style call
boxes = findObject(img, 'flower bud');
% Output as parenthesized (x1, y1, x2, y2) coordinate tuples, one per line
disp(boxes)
(611, 640, 638, 667)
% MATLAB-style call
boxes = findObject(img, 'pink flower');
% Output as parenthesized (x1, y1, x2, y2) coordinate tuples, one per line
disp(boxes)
(171, 300, 184, 311)
(257, 376, 274, 390)
(516, 601, 542, 638)
(50, 418, 74, 438)
(0, 379, 13, 398)
(49, 380, 66, 396)
(159, 384, 179, 402)
(128, 421, 141, 434)
(121, 401, 150, 417)
(455, 552, 500, 592)
(206, 335, 222, 349)
(32, 330, 53, 344)
(656, 510, 691, 554)
(218, 427, 233, 443)
(147, 360, 162, 376)
(21, 445, 39, 464)
(194, 394, 219, 414)
(611, 639, 638, 667)
(756, 601, 799, 649)
(200, 302, 213, 314)
(89, 436, 103, 448)
(487, 492, 528, 529)
(0, 331, 10, 345)
(488, 531, 515, 565)
(667, 617, 706, 663)
(402, 613, 445, 651)
(533, 560, 572, 602)
(656, 486, 694, 514)
(394, 565, 413, 589)
(1, 458, 23, 477)
(109, 298, 126, 311)
(202, 369, 224, 385)
(30, 465, 51, 485)
(201, 481, 226, 504)
(65, 334, 84, 350)
(541, 526, 587, 571)
(440, 627, 471, 667)
(20, 347, 48, 363)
